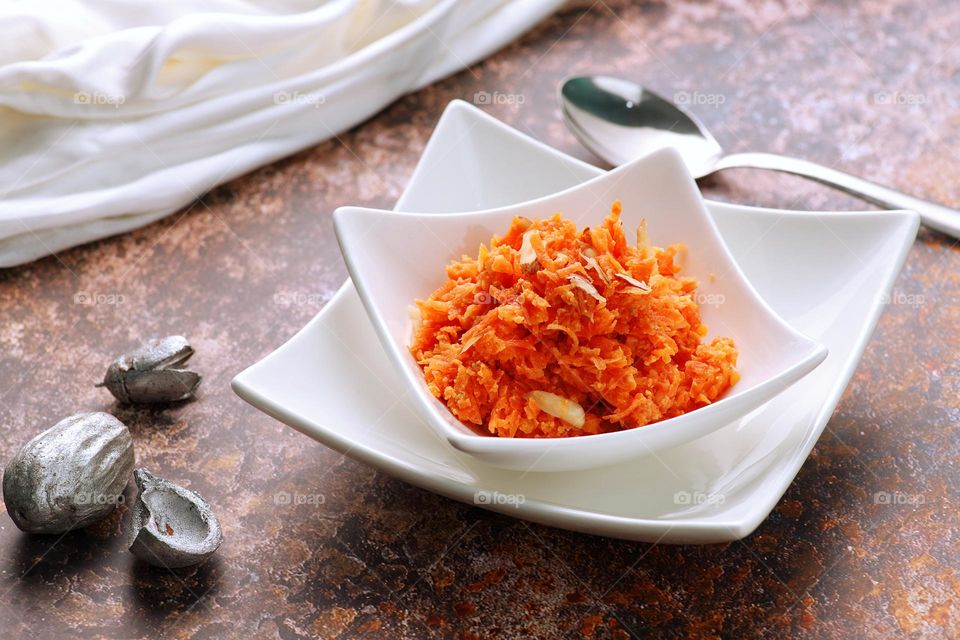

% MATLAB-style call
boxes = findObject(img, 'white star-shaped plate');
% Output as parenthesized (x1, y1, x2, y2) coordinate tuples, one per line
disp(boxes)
(233, 101, 918, 543)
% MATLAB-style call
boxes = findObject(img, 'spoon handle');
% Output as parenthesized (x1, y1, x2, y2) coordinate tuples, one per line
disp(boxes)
(715, 152, 959, 239)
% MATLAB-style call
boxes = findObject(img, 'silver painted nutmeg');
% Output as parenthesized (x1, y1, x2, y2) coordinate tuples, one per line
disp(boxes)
(97, 336, 201, 404)
(128, 469, 222, 568)
(2, 412, 135, 534)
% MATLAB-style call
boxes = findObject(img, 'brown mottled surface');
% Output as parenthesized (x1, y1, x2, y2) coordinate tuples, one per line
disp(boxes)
(1, 1, 958, 638)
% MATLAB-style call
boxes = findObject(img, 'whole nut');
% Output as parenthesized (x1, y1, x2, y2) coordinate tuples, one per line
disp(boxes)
(98, 336, 201, 404)
(128, 469, 222, 568)
(2, 412, 135, 534)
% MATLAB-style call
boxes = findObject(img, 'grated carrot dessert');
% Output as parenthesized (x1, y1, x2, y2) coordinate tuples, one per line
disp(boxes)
(409, 202, 739, 438)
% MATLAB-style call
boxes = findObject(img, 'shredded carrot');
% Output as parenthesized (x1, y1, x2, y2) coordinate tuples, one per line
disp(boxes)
(410, 202, 739, 438)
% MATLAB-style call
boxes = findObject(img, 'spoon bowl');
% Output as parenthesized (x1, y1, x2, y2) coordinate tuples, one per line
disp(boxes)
(561, 76, 722, 176)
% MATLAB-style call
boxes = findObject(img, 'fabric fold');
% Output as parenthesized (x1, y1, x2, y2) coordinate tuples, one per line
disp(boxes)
(0, 0, 565, 266)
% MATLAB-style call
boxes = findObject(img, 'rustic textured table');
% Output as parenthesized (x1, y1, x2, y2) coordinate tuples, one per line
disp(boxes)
(1, 1, 958, 638)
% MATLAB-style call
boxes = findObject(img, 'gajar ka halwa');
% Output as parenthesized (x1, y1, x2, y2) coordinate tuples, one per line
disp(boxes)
(409, 202, 739, 438)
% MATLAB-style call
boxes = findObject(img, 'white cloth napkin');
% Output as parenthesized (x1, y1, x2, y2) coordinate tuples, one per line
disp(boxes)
(0, 0, 564, 267)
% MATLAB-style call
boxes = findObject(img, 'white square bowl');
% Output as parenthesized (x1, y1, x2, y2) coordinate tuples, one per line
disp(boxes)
(333, 147, 827, 471)
(232, 100, 919, 543)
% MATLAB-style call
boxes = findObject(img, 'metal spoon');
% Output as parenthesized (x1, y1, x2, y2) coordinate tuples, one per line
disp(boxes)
(560, 75, 960, 238)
